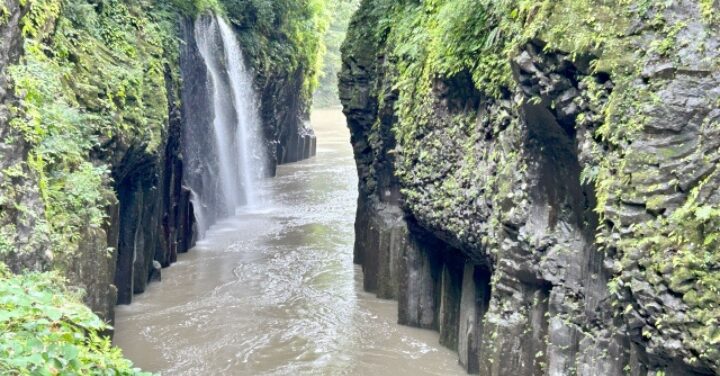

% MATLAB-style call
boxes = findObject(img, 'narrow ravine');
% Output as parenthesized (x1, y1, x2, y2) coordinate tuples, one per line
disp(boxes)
(1, 2, 718, 375)
(113, 109, 466, 376)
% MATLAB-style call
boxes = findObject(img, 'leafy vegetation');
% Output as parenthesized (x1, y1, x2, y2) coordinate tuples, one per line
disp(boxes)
(0, 263, 149, 375)
(219, 0, 330, 101)
(5, 0, 183, 259)
(313, 0, 359, 107)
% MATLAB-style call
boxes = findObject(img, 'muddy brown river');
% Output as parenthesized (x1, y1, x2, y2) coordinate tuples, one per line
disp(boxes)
(114, 109, 465, 375)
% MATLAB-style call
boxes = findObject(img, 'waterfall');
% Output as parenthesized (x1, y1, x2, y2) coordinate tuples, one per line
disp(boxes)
(184, 14, 267, 238)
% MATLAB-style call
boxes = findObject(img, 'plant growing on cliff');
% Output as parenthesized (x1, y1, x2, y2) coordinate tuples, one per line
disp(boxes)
(5, 0, 182, 258)
(220, 0, 330, 104)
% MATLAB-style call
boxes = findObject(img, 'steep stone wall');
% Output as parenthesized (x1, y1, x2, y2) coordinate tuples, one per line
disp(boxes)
(341, 1, 719, 375)
(0, 1, 49, 272)
(111, 59, 195, 307)
(0, 1, 197, 318)
(258, 66, 317, 173)
(0, 1, 320, 323)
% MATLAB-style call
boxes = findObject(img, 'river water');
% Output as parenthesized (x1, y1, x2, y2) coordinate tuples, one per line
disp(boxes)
(114, 109, 465, 376)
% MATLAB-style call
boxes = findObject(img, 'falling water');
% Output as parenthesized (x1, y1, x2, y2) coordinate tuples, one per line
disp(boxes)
(189, 14, 267, 237)
(114, 109, 466, 376)
(217, 18, 266, 206)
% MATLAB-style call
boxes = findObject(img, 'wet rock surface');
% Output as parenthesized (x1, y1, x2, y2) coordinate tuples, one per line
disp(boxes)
(258, 67, 318, 170)
(1, 8, 318, 324)
(340, 1, 720, 375)
(0, 1, 49, 272)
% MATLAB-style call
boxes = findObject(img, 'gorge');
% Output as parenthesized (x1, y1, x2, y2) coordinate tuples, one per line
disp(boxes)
(0, 0, 719, 375)
(113, 109, 465, 375)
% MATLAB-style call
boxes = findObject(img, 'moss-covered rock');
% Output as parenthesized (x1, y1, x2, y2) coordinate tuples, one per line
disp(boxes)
(0, 0, 327, 324)
(341, 0, 720, 374)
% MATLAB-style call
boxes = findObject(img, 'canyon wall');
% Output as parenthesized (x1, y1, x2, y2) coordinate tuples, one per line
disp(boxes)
(258, 64, 317, 169)
(0, 0, 323, 321)
(340, 1, 720, 375)
(0, 0, 199, 320)
(0, 1, 44, 272)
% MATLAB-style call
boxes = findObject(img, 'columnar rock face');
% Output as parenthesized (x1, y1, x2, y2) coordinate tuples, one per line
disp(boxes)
(341, 1, 719, 375)
(258, 67, 318, 171)
(111, 59, 195, 306)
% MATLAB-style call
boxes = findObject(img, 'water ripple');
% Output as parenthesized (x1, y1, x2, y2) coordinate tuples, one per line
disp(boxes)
(113, 110, 465, 376)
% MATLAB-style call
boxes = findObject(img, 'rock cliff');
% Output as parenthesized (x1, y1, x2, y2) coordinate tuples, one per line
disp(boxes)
(0, 0, 322, 322)
(340, 1, 720, 375)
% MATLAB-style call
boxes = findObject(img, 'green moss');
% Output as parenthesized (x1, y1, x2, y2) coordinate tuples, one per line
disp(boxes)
(699, 0, 718, 22)
(344, 0, 720, 368)
(4, 0, 182, 258)
(0, 4, 10, 25)
(19, 0, 62, 38)
(220, 0, 330, 103)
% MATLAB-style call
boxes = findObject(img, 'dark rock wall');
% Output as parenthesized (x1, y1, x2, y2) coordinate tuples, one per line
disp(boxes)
(0, 4, 319, 324)
(110, 79, 195, 306)
(0, 2, 196, 320)
(257, 66, 317, 174)
(341, 1, 720, 375)
(178, 16, 220, 229)
(0, 1, 50, 272)
(49, 57, 197, 317)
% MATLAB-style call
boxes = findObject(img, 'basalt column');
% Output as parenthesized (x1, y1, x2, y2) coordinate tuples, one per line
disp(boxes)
(112, 72, 195, 305)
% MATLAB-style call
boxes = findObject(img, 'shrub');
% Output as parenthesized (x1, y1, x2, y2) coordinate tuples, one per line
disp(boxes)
(0, 263, 151, 375)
